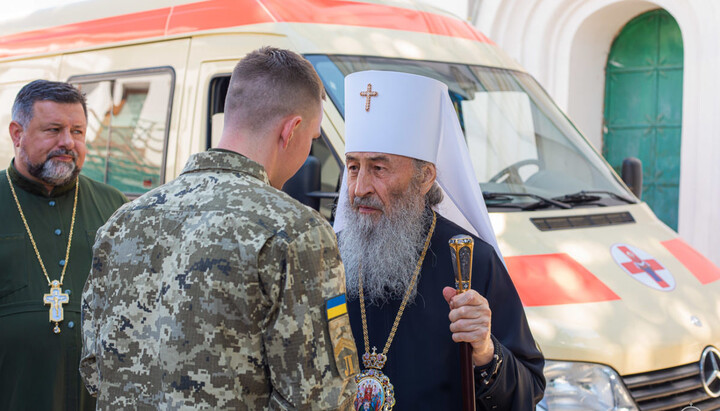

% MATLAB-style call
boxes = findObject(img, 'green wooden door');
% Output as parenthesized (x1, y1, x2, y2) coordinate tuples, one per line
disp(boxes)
(603, 9, 683, 230)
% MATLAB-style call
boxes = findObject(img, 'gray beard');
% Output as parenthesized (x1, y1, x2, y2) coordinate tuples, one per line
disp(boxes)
(338, 188, 431, 306)
(19, 147, 79, 186)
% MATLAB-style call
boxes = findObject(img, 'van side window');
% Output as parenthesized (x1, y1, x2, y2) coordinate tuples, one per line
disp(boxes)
(71, 69, 174, 196)
(207, 75, 342, 221)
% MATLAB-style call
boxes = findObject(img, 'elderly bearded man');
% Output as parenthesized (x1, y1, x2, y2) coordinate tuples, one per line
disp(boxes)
(0, 80, 126, 410)
(335, 71, 545, 410)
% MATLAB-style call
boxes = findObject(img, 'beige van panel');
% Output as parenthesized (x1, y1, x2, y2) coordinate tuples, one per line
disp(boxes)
(491, 203, 720, 374)
(0, 56, 64, 165)
(280, 22, 522, 70)
(0, 56, 63, 84)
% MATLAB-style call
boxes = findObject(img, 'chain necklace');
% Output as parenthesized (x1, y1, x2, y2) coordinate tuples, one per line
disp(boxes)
(354, 210, 436, 411)
(6, 169, 78, 334)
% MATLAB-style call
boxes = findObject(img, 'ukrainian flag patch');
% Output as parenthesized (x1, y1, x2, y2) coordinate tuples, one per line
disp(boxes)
(326, 294, 347, 321)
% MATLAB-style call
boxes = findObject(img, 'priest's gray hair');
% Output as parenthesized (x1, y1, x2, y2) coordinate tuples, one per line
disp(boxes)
(413, 159, 444, 207)
(12, 80, 87, 128)
(339, 162, 436, 305)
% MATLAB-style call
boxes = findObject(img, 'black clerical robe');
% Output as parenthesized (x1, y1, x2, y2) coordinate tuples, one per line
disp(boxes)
(0, 162, 126, 410)
(345, 213, 545, 410)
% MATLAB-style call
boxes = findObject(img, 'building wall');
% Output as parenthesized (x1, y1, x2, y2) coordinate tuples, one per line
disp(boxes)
(424, 0, 720, 266)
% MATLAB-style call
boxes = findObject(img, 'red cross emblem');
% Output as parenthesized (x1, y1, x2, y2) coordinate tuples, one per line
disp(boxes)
(618, 246, 669, 288)
(611, 244, 675, 291)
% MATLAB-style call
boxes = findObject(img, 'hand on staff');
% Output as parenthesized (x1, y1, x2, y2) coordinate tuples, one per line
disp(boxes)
(442, 287, 494, 367)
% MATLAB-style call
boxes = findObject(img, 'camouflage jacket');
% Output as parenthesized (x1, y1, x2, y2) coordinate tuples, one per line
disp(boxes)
(80, 149, 358, 410)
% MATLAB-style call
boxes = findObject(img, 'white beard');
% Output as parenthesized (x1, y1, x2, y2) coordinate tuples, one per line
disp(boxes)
(20, 147, 79, 186)
(338, 186, 431, 306)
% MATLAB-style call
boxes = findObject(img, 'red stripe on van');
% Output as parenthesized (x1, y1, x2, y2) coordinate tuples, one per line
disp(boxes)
(0, 0, 492, 59)
(260, 0, 491, 42)
(165, 0, 276, 35)
(661, 238, 720, 284)
(505, 253, 620, 307)
(0, 8, 172, 58)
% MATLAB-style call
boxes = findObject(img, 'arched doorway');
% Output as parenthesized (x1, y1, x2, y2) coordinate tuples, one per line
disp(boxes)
(603, 9, 683, 230)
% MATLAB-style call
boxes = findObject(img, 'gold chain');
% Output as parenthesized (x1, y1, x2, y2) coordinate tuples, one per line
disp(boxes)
(6, 169, 78, 286)
(359, 210, 437, 357)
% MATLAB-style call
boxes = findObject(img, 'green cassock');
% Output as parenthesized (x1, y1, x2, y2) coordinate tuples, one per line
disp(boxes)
(0, 161, 126, 410)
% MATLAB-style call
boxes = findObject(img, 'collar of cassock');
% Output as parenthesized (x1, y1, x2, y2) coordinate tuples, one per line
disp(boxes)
(8, 159, 78, 198)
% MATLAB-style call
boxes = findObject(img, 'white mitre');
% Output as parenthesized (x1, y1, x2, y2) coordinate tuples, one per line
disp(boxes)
(334, 70, 505, 263)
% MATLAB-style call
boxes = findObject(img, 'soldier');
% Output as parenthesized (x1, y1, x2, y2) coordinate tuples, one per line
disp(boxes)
(80, 47, 358, 409)
(0, 80, 126, 410)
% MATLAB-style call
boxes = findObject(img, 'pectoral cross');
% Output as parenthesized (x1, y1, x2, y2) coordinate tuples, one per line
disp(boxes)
(43, 280, 69, 334)
(360, 83, 378, 111)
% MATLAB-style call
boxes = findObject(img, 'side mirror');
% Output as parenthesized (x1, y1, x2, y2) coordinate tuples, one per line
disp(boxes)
(283, 155, 322, 211)
(621, 157, 643, 200)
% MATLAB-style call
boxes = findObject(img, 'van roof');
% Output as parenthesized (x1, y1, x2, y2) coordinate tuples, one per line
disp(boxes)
(0, 0, 493, 60)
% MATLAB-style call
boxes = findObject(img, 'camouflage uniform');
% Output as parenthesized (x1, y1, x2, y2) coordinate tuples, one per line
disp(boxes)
(80, 149, 358, 410)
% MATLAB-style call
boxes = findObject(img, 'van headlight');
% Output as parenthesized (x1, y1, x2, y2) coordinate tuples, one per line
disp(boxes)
(535, 361, 638, 411)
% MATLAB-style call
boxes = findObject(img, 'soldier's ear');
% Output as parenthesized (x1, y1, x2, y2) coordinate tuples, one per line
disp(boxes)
(9, 121, 23, 147)
(279, 115, 302, 150)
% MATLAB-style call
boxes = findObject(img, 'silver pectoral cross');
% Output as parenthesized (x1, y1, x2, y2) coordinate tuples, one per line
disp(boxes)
(43, 280, 69, 334)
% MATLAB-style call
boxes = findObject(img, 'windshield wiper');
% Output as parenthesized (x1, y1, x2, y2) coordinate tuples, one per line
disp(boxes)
(483, 191, 572, 210)
(553, 190, 635, 205)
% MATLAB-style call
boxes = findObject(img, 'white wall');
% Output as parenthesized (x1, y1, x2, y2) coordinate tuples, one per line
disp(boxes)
(423, 0, 720, 265)
(566, 1, 657, 149)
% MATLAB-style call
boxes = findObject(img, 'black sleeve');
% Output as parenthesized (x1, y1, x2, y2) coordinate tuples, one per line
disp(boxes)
(472, 244, 546, 410)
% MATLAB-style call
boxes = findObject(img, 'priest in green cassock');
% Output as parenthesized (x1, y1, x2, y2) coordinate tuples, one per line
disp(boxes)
(335, 71, 545, 410)
(0, 80, 126, 410)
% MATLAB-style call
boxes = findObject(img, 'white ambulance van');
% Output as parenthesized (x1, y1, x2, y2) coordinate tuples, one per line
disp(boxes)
(1, 1, 718, 409)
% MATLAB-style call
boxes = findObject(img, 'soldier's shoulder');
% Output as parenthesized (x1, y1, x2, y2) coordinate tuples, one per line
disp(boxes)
(256, 185, 333, 241)
(113, 176, 187, 213)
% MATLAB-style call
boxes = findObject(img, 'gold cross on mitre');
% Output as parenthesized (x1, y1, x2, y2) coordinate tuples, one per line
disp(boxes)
(360, 83, 378, 111)
(44, 280, 69, 334)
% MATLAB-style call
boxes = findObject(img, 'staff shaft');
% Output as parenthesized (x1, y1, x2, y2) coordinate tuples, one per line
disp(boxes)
(460, 340, 476, 410)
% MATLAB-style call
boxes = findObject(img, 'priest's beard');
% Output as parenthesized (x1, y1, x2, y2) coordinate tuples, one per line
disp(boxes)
(339, 182, 432, 306)
(19, 147, 80, 186)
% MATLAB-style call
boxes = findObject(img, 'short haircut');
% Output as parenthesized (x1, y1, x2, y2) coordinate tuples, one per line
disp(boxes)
(12, 80, 87, 128)
(224, 46, 326, 133)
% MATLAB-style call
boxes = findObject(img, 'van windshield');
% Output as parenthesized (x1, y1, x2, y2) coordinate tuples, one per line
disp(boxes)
(307, 55, 635, 210)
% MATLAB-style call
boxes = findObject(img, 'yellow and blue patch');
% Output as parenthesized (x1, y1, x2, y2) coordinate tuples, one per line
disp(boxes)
(326, 294, 347, 321)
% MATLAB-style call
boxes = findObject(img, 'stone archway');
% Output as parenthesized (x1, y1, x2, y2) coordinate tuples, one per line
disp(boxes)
(566, 1, 659, 149)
